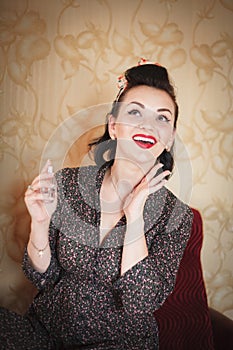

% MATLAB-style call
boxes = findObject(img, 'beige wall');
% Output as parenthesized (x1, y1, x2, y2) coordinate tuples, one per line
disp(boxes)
(0, 0, 232, 319)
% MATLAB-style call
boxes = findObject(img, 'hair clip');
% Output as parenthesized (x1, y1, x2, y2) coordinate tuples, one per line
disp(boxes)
(115, 74, 128, 101)
(138, 58, 161, 66)
(115, 58, 161, 101)
(117, 74, 127, 90)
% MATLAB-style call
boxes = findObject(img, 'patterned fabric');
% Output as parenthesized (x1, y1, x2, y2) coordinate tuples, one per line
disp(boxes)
(0, 164, 193, 349)
(154, 208, 214, 349)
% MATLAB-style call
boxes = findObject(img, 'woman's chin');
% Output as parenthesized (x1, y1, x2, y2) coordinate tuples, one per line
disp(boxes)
(122, 150, 156, 167)
(115, 142, 164, 167)
(131, 145, 163, 164)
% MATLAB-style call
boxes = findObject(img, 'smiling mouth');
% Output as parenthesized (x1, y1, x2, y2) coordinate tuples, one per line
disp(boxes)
(132, 134, 157, 149)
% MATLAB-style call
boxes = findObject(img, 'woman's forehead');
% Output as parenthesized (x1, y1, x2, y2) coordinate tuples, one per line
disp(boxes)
(122, 85, 175, 114)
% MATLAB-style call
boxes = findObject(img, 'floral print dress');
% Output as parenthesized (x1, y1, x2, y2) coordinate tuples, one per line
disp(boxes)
(0, 163, 193, 349)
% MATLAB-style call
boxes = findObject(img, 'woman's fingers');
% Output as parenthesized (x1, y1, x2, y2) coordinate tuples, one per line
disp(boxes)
(24, 160, 57, 223)
(25, 178, 55, 197)
(147, 170, 170, 195)
(146, 162, 164, 181)
(41, 159, 52, 174)
(149, 169, 170, 186)
(124, 164, 171, 220)
(25, 160, 56, 203)
(141, 163, 170, 187)
(30, 168, 54, 187)
(148, 179, 167, 195)
(26, 162, 55, 193)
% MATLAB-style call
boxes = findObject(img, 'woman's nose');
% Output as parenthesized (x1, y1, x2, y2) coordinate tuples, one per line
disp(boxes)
(138, 114, 155, 131)
(138, 122, 153, 131)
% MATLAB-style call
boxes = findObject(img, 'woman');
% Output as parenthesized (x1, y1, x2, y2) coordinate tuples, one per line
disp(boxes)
(0, 60, 193, 349)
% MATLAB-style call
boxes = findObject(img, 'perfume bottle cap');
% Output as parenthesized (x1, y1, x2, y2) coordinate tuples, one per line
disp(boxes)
(48, 165, 53, 174)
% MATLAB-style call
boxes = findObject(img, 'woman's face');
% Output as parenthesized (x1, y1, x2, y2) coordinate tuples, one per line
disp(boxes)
(109, 85, 176, 166)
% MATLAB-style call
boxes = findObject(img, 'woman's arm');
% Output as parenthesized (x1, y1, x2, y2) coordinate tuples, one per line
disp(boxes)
(121, 163, 169, 275)
(121, 217, 148, 275)
(22, 215, 62, 290)
(114, 203, 193, 314)
(27, 221, 51, 273)
(23, 164, 66, 290)
(24, 160, 57, 273)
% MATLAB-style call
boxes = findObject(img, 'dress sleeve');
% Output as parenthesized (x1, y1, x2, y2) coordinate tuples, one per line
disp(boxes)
(112, 205, 193, 315)
(22, 169, 65, 291)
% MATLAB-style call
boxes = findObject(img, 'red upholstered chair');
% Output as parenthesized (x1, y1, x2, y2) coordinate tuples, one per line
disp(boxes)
(154, 208, 215, 349)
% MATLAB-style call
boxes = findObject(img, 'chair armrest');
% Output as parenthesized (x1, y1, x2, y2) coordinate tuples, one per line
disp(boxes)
(209, 307, 233, 350)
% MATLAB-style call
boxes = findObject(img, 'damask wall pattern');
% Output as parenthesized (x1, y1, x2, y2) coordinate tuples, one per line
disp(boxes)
(0, 0, 232, 320)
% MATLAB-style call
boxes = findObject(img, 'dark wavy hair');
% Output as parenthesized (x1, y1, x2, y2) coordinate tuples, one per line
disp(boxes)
(89, 63, 179, 173)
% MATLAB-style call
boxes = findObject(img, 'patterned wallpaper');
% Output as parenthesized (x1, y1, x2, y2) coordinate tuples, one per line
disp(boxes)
(0, 0, 232, 319)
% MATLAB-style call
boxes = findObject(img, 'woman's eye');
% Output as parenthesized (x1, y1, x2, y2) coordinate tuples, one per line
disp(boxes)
(128, 109, 142, 117)
(157, 114, 170, 123)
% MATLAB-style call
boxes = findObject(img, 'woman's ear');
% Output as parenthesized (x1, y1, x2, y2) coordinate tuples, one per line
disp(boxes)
(108, 114, 117, 140)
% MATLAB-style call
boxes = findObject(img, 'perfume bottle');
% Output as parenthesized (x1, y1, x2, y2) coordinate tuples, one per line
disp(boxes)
(41, 164, 56, 202)
(47, 164, 56, 201)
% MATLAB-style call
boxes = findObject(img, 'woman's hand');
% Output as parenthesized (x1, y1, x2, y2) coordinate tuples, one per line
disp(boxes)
(123, 163, 170, 223)
(24, 160, 57, 224)
(120, 163, 169, 274)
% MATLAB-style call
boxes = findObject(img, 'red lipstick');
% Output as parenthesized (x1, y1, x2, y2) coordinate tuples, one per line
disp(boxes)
(132, 134, 157, 149)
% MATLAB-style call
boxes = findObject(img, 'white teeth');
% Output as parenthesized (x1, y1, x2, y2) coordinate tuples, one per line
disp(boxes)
(133, 136, 155, 144)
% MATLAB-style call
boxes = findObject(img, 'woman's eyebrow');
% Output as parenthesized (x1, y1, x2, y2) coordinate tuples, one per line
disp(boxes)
(127, 101, 145, 108)
(157, 108, 172, 115)
(127, 103, 172, 116)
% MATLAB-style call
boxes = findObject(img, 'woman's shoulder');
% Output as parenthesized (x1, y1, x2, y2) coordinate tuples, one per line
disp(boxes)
(162, 186, 193, 229)
(55, 165, 99, 190)
(55, 164, 99, 179)
(150, 186, 192, 214)
(149, 186, 193, 231)
(163, 186, 192, 209)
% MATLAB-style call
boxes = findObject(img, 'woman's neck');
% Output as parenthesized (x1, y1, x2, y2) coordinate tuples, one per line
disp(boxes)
(100, 158, 155, 212)
(110, 159, 152, 197)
